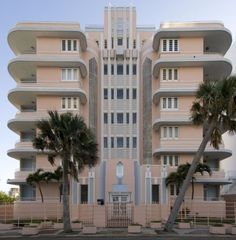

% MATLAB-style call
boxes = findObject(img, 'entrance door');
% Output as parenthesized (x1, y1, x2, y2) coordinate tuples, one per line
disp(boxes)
(106, 193, 133, 227)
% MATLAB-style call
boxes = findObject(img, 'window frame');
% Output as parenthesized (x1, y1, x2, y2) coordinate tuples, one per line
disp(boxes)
(161, 39, 179, 52)
(61, 39, 79, 52)
(61, 68, 79, 81)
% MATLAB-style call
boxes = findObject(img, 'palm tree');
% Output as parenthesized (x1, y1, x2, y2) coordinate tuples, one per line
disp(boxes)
(166, 163, 211, 201)
(164, 76, 236, 232)
(33, 111, 98, 232)
(44, 166, 63, 202)
(26, 168, 47, 203)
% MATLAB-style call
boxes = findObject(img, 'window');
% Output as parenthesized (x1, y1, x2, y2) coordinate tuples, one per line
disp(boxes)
(126, 137, 129, 148)
(117, 64, 123, 75)
(162, 97, 178, 110)
(162, 156, 179, 167)
(132, 113, 137, 124)
(162, 126, 179, 139)
(116, 162, 124, 178)
(152, 185, 159, 203)
(111, 113, 114, 124)
(111, 137, 114, 148)
(111, 88, 114, 99)
(104, 64, 108, 75)
(126, 113, 129, 124)
(161, 68, 178, 81)
(104, 39, 107, 49)
(117, 113, 124, 124)
(133, 39, 136, 49)
(104, 88, 108, 99)
(126, 64, 129, 75)
(127, 37, 129, 48)
(111, 37, 114, 49)
(104, 137, 108, 148)
(80, 185, 88, 203)
(117, 38, 123, 46)
(61, 68, 79, 81)
(170, 184, 179, 196)
(161, 39, 179, 52)
(62, 39, 78, 51)
(132, 88, 137, 99)
(126, 89, 129, 99)
(61, 97, 79, 110)
(117, 89, 124, 99)
(117, 137, 124, 148)
(132, 64, 137, 75)
(104, 113, 108, 124)
(111, 64, 114, 75)
(133, 137, 137, 148)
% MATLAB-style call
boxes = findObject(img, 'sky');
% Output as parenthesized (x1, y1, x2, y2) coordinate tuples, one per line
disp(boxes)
(1, 0, 236, 193)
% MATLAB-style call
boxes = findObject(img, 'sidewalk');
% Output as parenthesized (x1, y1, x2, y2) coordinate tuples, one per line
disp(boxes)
(0, 226, 236, 239)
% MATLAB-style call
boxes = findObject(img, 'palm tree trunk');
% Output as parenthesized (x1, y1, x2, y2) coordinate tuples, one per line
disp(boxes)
(62, 157, 72, 232)
(164, 123, 215, 232)
(191, 179, 194, 200)
(37, 183, 44, 203)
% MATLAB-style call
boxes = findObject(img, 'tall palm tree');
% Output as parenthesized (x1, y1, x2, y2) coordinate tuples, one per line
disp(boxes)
(33, 111, 98, 233)
(164, 76, 236, 232)
(26, 168, 47, 203)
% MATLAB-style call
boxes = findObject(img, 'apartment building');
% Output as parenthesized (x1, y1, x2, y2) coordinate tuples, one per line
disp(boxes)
(7, 6, 233, 225)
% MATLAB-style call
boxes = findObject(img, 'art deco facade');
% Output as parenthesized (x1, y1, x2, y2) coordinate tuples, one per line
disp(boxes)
(7, 7, 233, 225)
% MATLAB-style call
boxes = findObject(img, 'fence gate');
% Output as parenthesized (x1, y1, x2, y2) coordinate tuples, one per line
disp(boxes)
(106, 203, 133, 227)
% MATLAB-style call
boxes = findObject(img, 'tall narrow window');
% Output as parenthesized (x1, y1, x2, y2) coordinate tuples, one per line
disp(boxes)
(132, 88, 137, 99)
(104, 39, 107, 49)
(132, 64, 137, 75)
(111, 88, 114, 99)
(111, 64, 114, 75)
(111, 37, 114, 49)
(104, 64, 108, 75)
(116, 162, 124, 178)
(133, 137, 137, 148)
(126, 113, 129, 124)
(111, 137, 114, 148)
(104, 137, 108, 148)
(104, 113, 108, 124)
(127, 37, 129, 48)
(132, 113, 137, 124)
(104, 88, 108, 99)
(126, 64, 129, 75)
(133, 39, 136, 49)
(111, 113, 114, 124)
(126, 89, 129, 99)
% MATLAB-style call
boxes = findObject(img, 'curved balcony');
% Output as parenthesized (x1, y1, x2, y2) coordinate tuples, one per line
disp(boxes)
(153, 147, 232, 161)
(8, 55, 87, 82)
(195, 170, 232, 185)
(153, 88, 197, 105)
(8, 87, 87, 108)
(153, 54, 232, 80)
(8, 110, 80, 133)
(153, 118, 192, 130)
(8, 142, 37, 159)
(153, 22, 232, 54)
(8, 22, 87, 54)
